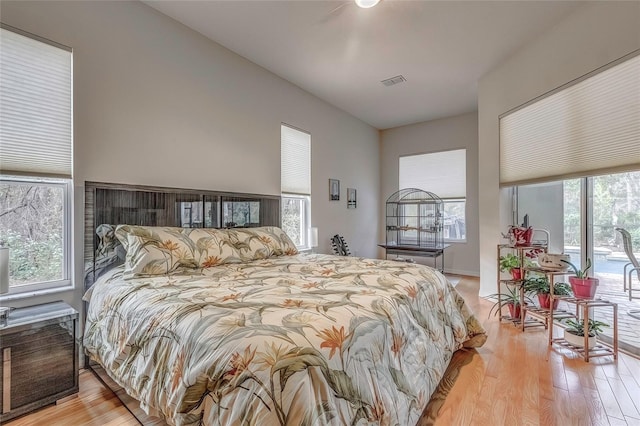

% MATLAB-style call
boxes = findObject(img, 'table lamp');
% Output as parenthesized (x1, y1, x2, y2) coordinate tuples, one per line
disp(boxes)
(309, 227, 318, 254)
(0, 247, 10, 320)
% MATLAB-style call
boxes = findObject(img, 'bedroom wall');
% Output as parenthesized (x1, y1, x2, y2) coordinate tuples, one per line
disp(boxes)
(0, 1, 380, 313)
(379, 112, 479, 276)
(477, 1, 640, 296)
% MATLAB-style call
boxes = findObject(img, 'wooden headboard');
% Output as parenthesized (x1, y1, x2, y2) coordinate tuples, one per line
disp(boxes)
(83, 181, 281, 291)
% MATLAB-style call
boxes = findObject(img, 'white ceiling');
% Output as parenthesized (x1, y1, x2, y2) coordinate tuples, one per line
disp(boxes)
(145, 0, 583, 129)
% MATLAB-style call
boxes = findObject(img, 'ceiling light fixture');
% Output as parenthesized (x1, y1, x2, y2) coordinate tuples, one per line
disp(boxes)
(355, 0, 380, 9)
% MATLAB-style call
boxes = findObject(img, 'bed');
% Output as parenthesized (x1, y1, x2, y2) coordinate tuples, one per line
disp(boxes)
(83, 223, 486, 426)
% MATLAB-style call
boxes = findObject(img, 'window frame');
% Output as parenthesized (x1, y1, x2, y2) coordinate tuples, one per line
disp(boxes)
(442, 198, 467, 243)
(281, 193, 311, 250)
(0, 176, 73, 297)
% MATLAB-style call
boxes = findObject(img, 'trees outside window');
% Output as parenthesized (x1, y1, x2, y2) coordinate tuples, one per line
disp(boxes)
(0, 178, 71, 292)
(281, 195, 309, 248)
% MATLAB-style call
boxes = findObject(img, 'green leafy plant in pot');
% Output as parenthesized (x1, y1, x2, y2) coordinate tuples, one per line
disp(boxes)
(523, 275, 572, 310)
(563, 318, 608, 349)
(488, 286, 533, 320)
(499, 253, 532, 280)
(561, 258, 599, 299)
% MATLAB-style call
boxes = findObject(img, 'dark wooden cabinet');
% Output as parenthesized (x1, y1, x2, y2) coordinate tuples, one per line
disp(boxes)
(0, 301, 78, 422)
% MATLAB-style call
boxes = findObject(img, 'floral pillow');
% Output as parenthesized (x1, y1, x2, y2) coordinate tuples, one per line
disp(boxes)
(224, 226, 299, 261)
(115, 225, 241, 279)
(115, 225, 298, 279)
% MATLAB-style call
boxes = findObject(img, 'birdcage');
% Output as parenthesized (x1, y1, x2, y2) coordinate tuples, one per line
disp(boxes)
(385, 188, 444, 249)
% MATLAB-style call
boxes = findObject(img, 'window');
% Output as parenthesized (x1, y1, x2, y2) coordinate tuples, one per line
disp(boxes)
(281, 195, 310, 248)
(399, 149, 467, 242)
(0, 25, 72, 296)
(0, 178, 72, 293)
(517, 172, 640, 269)
(281, 124, 311, 249)
(442, 199, 466, 241)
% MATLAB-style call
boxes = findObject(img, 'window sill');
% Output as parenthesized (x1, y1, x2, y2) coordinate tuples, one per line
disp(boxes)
(0, 285, 74, 302)
(444, 240, 467, 244)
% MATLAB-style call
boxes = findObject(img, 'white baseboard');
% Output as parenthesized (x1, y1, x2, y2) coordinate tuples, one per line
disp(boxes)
(443, 268, 480, 277)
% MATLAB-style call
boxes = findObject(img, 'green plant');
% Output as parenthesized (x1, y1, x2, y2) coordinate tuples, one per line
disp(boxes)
(3, 230, 63, 284)
(551, 282, 573, 296)
(499, 253, 520, 272)
(499, 253, 534, 273)
(487, 286, 533, 317)
(561, 258, 592, 279)
(564, 319, 609, 337)
(523, 276, 572, 296)
(523, 275, 549, 294)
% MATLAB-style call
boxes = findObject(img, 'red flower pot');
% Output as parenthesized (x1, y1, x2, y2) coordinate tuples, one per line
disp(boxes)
(569, 277, 599, 299)
(512, 227, 533, 247)
(537, 294, 559, 310)
(510, 269, 522, 280)
(507, 303, 521, 319)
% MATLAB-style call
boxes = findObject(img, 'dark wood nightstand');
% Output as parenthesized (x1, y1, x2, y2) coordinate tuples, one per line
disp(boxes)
(0, 301, 79, 422)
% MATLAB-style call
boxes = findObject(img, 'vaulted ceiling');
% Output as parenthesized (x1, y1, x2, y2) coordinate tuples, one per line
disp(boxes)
(145, 0, 583, 129)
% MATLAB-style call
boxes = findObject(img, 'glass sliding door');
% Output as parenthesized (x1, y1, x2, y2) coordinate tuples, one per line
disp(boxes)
(516, 178, 582, 266)
(589, 172, 640, 353)
(589, 172, 640, 277)
(516, 171, 640, 354)
(562, 179, 584, 271)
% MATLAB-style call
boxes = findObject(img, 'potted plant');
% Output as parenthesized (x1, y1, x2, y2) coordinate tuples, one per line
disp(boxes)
(488, 286, 532, 320)
(499, 253, 531, 280)
(509, 225, 533, 247)
(563, 318, 608, 349)
(561, 258, 599, 299)
(523, 276, 572, 309)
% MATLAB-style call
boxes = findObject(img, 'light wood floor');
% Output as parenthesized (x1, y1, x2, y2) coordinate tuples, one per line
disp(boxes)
(7, 369, 139, 426)
(7, 277, 640, 426)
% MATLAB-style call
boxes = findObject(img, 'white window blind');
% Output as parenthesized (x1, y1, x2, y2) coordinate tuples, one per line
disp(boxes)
(0, 26, 72, 178)
(281, 124, 311, 195)
(500, 52, 640, 187)
(399, 149, 466, 199)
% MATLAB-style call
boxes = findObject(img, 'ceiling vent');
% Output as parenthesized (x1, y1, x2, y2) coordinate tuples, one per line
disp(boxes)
(381, 75, 407, 87)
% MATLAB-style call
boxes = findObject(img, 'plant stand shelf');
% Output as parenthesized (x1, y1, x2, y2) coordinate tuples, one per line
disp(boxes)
(500, 314, 547, 329)
(496, 244, 548, 331)
(551, 338, 617, 360)
(549, 297, 618, 362)
(521, 268, 574, 328)
(524, 306, 574, 329)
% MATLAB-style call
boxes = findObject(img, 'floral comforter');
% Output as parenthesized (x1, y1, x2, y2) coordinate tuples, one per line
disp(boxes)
(84, 254, 486, 426)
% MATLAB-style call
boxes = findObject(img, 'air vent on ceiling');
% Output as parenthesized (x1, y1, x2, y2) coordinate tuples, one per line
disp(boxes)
(381, 75, 407, 87)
